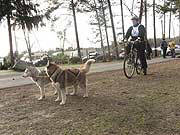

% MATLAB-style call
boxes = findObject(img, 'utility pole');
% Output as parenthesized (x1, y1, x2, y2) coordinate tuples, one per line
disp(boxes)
(71, 0, 81, 59)
(107, 0, 119, 59)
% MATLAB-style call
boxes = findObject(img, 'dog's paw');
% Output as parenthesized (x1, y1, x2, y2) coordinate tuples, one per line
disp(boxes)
(83, 95, 88, 98)
(38, 98, 43, 101)
(53, 91, 58, 95)
(60, 102, 65, 105)
(38, 96, 45, 101)
(70, 92, 76, 96)
(55, 97, 60, 102)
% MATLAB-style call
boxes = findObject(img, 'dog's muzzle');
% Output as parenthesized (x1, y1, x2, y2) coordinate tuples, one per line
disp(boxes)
(22, 74, 28, 78)
(22, 75, 27, 78)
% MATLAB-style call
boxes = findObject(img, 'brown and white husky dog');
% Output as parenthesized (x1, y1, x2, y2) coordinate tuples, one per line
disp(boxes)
(46, 59, 95, 105)
(23, 66, 58, 101)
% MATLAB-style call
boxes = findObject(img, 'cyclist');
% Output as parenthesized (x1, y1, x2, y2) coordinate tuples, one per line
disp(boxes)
(124, 16, 148, 75)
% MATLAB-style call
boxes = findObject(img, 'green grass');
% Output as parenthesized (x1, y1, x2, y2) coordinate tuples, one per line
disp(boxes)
(0, 70, 18, 75)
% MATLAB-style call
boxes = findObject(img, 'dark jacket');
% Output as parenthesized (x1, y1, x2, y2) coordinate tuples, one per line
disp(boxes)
(125, 24, 146, 41)
(160, 40, 168, 49)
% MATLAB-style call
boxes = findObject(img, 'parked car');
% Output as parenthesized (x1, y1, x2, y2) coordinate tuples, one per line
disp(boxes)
(119, 52, 125, 59)
(82, 51, 99, 63)
(151, 47, 162, 57)
(151, 47, 161, 51)
(89, 51, 99, 58)
(95, 54, 104, 62)
(166, 45, 180, 56)
(33, 56, 48, 67)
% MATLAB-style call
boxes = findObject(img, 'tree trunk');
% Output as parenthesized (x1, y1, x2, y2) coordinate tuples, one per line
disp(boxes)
(93, 0, 106, 61)
(7, 14, 14, 65)
(144, 0, 147, 39)
(153, 0, 157, 57)
(107, 0, 119, 59)
(27, 32, 32, 62)
(62, 30, 66, 55)
(71, 0, 81, 59)
(101, 0, 110, 60)
(179, 10, 180, 42)
(120, 0, 125, 39)
(139, 0, 144, 23)
(132, 0, 135, 13)
(23, 30, 32, 62)
(161, 20, 164, 38)
(163, 0, 166, 37)
(169, 3, 172, 39)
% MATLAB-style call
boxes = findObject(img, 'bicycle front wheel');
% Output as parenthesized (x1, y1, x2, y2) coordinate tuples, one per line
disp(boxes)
(123, 55, 135, 79)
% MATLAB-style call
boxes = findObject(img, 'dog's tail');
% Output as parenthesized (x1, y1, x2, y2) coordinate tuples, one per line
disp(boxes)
(80, 59, 95, 73)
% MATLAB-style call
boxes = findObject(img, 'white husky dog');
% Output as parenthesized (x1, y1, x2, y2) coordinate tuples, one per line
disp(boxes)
(22, 66, 58, 101)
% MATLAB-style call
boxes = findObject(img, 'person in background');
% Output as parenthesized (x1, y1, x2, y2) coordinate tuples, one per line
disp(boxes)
(169, 40, 176, 58)
(160, 38, 168, 58)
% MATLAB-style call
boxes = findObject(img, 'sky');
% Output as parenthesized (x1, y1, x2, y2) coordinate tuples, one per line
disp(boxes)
(0, 0, 179, 57)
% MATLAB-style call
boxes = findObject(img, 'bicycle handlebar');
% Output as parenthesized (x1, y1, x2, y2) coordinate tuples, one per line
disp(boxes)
(122, 39, 144, 45)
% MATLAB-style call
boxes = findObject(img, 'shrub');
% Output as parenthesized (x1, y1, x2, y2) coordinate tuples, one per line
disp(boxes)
(70, 57, 81, 64)
(51, 53, 69, 64)
(0, 63, 3, 70)
(2, 57, 11, 70)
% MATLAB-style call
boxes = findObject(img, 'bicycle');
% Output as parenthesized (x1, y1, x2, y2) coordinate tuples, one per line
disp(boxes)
(123, 40, 142, 79)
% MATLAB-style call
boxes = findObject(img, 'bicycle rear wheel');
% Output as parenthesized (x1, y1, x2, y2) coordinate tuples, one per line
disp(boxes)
(123, 54, 135, 79)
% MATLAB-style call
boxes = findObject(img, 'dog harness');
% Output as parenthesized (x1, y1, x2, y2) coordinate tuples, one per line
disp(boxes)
(49, 68, 81, 85)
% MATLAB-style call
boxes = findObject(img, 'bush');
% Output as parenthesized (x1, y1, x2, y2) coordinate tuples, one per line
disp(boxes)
(2, 57, 11, 70)
(13, 60, 33, 71)
(70, 57, 81, 64)
(51, 53, 69, 64)
(0, 63, 3, 70)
